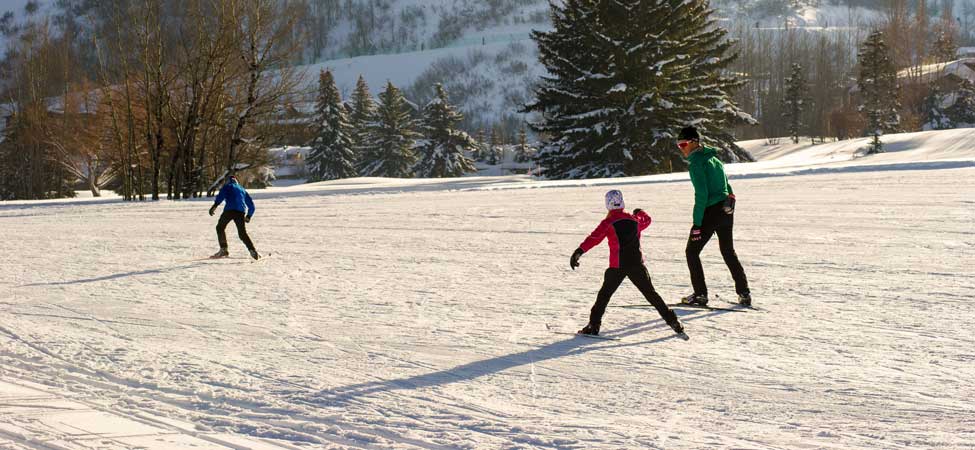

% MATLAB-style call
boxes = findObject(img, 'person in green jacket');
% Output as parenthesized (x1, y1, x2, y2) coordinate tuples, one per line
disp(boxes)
(676, 126, 751, 306)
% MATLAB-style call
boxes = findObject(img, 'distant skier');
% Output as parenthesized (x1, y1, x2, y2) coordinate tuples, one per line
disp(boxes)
(208, 175, 261, 260)
(676, 126, 750, 306)
(570, 190, 686, 338)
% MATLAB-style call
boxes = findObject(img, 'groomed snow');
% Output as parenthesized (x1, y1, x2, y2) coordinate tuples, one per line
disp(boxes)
(2, 129, 974, 448)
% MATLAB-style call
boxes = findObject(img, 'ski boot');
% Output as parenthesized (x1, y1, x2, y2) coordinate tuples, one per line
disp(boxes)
(210, 248, 229, 259)
(681, 293, 709, 306)
(738, 292, 752, 307)
(249, 249, 262, 260)
(667, 319, 690, 340)
(578, 323, 600, 336)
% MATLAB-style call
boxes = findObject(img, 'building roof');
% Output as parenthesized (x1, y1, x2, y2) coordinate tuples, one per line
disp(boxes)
(896, 58, 975, 84)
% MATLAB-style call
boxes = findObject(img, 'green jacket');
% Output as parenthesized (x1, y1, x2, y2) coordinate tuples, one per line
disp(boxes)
(687, 145, 733, 226)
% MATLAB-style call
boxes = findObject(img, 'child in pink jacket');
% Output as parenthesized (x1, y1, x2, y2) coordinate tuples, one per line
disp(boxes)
(570, 190, 686, 338)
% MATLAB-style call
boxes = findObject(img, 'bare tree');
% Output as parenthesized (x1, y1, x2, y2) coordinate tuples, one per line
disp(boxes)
(0, 16, 76, 199)
(91, 1, 149, 201)
(222, 0, 305, 180)
(43, 81, 117, 197)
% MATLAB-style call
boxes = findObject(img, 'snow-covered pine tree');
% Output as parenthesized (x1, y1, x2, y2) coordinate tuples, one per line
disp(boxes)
(357, 81, 419, 177)
(349, 75, 376, 159)
(928, 79, 975, 129)
(526, 0, 755, 179)
(783, 63, 810, 145)
(948, 80, 975, 126)
(857, 30, 901, 154)
(923, 84, 952, 130)
(515, 127, 535, 162)
(414, 84, 478, 178)
(472, 128, 487, 162)
(932, 4, 959, 63)
(933, 29, 959, 63)
(306, 69, 356, 181)
(488, 127, 503, 165)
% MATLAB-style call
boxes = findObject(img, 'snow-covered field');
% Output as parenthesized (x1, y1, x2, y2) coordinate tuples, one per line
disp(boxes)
(2, 130, 975, 449)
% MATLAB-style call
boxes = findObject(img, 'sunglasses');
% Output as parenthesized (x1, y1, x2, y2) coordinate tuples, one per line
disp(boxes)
(677, 140, 692, 149)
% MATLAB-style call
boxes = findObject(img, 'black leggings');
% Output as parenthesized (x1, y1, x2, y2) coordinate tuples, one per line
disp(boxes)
(216, 210, 255, 251)
(590, 264, 678, 327)
(685, 202, 749, 296)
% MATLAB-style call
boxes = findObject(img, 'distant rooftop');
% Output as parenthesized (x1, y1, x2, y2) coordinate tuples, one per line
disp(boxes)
(896, 58, 975, 83)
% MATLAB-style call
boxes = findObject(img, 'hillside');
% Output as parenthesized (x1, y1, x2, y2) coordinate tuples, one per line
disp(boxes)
(294, 0, 895, 136)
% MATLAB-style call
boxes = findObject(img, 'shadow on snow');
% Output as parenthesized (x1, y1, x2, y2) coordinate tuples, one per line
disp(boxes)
(19, 259, 246, 287)
(310, 309, 730, 407)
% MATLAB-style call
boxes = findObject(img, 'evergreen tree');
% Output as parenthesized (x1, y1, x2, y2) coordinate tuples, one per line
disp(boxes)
(472, 128, 487, 161)
(926, 79, 975, 129)
(414, 84, 478, 178)
(526, 0, 755, 179)
(857, 30, 901, 154)
(349, 75, 376, 155)
(923, 84, 952, 130)
(949, 80, 975, 125)
(932, 28, 959, 63)
(782, 63, 810, 144)
(357, 81, 419, 177)
(932, 4, 959, 63)
(488, 127, 503, 165)
(515, 127, 535, 163)
(306, 70, 357, 181)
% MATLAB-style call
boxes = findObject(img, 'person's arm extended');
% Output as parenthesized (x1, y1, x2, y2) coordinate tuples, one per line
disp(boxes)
(209, 185, 226, 216)
(245, 192, 256, 218)
(579, 221, 609, 253)
(571, 220, 608, 270)
(214, 185, 227, 206)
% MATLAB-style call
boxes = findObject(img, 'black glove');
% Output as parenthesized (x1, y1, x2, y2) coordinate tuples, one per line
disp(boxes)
(723, 194, 736, 215)
(633, 208, 643, 215)
(209, 204, 217, 216)
(570, 248, 584, 270)
(689, 226, 703, 242)
(245, 216, 252, 223)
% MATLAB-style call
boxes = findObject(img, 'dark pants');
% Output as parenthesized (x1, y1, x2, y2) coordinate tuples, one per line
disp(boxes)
(590, 264, 678, 327)
(216, 210, 255, 251)
(685, 202, 749, 296)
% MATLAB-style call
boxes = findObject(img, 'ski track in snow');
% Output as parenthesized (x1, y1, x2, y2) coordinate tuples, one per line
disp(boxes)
(2, 164, 975, 448)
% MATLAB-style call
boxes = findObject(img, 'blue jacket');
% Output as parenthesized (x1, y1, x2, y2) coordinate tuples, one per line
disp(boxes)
(214, 180, 255, 217)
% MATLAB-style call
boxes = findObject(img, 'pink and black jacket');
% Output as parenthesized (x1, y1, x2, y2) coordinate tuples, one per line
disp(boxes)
(578, 209, 652, 269)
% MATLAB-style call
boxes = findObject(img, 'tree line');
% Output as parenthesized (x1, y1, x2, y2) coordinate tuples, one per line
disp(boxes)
(0, 0, 304, 201)
(306, 71, 534, 181)
(2, 0, 973, 196)
(728, 0, 971, 145)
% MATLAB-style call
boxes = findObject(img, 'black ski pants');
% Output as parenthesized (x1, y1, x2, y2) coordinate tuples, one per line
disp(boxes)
(216, 210, 255, 251)
(685, 202, 749, 296)
(590, 264, 678, 327)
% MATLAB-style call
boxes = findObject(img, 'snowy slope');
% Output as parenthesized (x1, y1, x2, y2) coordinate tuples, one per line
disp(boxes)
(295, 0, 894, 131)
(2, 129, 974, 448)
(736, 129, 975, 174)
(264, 128, 975, 195)
(299, 39, 541, 131)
